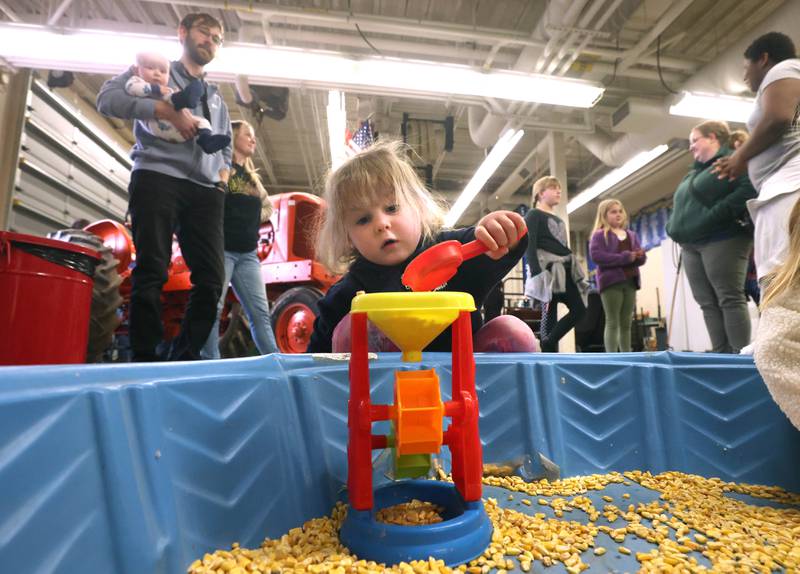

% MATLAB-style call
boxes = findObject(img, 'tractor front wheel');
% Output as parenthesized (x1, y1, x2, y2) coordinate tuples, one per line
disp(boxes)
(271, 286, 323, 353)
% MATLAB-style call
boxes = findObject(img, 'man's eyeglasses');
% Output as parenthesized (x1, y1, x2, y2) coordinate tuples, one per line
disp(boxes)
(193, 25, 223, 46)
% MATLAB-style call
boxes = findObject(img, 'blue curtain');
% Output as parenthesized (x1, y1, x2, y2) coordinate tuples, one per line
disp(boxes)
(630, 207, 670, 251)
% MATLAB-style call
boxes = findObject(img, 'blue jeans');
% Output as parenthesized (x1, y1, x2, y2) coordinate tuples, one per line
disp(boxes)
(201, 249, 279, 359)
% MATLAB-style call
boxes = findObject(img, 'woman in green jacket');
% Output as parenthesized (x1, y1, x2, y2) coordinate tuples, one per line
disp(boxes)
(666, 120, 757, 353)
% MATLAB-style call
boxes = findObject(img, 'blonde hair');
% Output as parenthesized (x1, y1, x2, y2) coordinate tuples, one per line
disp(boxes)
(316, 140, 446, 274)
(593, 199, 628, 239)
(135, 52, 169, 69)
(729, 129, 749, 150)
(693, 120, 731, 147)
(231, 120, 272, 222)
(761, 197, 800, 308)
(532, 176, 562, 207)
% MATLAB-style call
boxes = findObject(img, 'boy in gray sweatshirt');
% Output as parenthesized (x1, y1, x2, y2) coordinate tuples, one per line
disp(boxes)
(97, 12, 232, 362)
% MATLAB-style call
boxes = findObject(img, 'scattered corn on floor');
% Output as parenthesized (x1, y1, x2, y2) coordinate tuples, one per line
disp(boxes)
(188, 470, 800, 574)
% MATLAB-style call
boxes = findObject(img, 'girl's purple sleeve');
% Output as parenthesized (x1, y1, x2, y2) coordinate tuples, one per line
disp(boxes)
(589, 230, 633, 267)
(631, 231, 647, 266)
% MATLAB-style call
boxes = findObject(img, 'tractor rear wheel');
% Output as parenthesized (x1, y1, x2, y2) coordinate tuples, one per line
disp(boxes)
(48, 229, 123, 362)
(271, 286, 324, 353)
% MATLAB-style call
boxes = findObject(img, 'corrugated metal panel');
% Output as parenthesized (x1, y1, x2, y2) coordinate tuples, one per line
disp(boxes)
(8, 81, 130, 234)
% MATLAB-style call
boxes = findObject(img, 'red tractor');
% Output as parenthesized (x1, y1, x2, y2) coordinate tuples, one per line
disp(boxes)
(68, 191, 337, 360)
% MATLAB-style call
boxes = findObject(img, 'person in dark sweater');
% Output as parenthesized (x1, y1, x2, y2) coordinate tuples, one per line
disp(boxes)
(307, 140, 537, 354)
(666, 120, 757, 353)
(201, 120, 279, 358)
(589, 199, 646, 352)
(524, 176, 588, 352)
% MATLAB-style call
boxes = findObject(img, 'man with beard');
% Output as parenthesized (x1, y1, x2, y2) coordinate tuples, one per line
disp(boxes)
(97, 13, 232, 361)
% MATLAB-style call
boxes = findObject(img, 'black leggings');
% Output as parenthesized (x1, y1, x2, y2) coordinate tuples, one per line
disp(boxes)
(540, 274, 586, 352)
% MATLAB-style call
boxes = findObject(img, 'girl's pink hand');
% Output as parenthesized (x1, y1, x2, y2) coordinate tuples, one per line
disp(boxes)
(475, 211, 527, 260)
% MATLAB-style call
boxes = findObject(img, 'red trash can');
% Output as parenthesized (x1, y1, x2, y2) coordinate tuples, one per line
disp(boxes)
(0, 231, 100, 365)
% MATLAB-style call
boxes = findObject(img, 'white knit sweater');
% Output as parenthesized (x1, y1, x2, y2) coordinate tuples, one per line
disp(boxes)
(754, 285, 800, 431)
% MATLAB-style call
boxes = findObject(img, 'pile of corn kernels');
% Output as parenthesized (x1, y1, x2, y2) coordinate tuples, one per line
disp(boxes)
(376, 499, 445, 526)
(187, 471, 800, 574)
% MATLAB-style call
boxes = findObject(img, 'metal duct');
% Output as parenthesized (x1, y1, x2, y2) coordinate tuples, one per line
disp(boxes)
(467, 0, 585, 148)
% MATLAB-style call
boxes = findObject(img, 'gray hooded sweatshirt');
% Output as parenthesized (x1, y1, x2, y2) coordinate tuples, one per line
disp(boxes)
(96, 60, 232, 187)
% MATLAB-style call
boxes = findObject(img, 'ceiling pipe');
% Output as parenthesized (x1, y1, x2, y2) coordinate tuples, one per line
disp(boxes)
(574, 0, 697, 166)
(573, 61, 685, 83)
(517, 0, 620, 119)
(468, 0, 586, 147)
(140, 0, 552, 49)
(467, 102, 596, 134)
(0, 0, 20, 22)
(487, 0, 624, 202)
(43, 0, 697, 74)
(544, 0, 615, 75)
(616, 0, 695, 73)
(553, 0, 626, 76)
(262, 27, 518, 67)
(232, 6, 698, 73)
(576, 124, 688, 167)
(47, 0, 76, 26)
(467, 107, 510, 148)
(533, 0, 592, 74)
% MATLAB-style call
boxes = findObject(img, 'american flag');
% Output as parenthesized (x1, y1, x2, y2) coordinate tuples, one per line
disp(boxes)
(348, 120, 375, 151)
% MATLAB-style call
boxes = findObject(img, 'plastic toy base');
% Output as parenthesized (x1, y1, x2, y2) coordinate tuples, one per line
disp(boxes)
(339, 480, 492, 567)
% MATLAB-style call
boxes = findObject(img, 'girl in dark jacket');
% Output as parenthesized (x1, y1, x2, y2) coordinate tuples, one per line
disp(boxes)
(666, 120, 757, 353)
(589, 199, 646, 352)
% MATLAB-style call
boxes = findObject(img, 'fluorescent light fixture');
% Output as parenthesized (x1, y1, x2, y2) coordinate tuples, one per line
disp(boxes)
(0, 23, 604, 108)
(567, 144, 669, 214)
(669, 91, 755, 123)
(327, 90, 347, 169)
(444, 128, 525, 227)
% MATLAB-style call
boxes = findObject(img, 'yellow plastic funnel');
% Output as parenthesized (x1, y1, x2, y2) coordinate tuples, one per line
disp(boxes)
(351, 292, 475, 362)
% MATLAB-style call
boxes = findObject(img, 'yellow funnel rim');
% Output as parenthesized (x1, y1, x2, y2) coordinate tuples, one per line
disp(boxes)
(351, 291, 476, 315)
(351, 292, 475, 361)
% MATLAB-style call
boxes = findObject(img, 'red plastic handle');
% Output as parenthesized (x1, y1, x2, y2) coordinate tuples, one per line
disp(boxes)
(459, 239, 488, 260)
(460, 227, 528, 261)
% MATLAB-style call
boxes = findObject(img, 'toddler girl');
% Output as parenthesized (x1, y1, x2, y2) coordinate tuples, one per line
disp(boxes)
(307, 141, 537, 354)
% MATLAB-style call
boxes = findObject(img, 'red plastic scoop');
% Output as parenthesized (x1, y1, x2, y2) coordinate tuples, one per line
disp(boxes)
(402, 229, 527, 292)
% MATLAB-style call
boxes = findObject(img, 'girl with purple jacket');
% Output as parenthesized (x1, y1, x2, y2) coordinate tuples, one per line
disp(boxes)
(589, 200, 646, 352)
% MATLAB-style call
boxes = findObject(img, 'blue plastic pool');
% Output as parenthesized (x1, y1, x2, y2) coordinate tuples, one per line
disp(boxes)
(1, 351, 798, 573)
